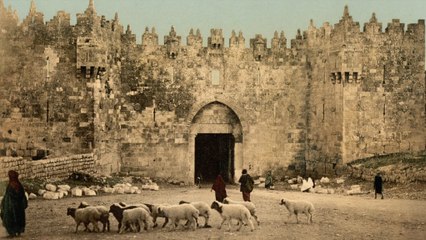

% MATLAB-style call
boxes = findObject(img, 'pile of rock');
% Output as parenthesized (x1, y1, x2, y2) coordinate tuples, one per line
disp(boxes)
(28, 179, 160, 200)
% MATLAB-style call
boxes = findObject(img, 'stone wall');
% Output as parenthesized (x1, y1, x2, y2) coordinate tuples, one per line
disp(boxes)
(0, 154, 94, 181)
(0, 2, 424, 183)
(306, 9, 425, 172)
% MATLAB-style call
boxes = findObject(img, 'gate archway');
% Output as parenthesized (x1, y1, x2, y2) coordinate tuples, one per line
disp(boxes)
(189, 101, 243, 183)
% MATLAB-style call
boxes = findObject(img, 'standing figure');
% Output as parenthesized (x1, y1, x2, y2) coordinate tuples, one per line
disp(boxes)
(265, 171, 274, 189)
(238, 169, 254, 202)
(1, 170, 28, 237)
(211, 174, 227, 202)
(374, 172, 384, 199)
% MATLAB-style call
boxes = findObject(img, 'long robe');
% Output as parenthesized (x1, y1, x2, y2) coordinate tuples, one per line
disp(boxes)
(1, 182, 27, 236)
(212, 175, 227, 202)
(374, 175, 383, 194)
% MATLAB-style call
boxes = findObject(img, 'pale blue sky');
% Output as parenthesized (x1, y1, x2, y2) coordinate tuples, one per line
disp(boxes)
(3, 0, 426, 46)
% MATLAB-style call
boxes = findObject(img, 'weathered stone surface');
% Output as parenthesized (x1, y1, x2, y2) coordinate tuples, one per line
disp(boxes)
(0, 2, 424, 184)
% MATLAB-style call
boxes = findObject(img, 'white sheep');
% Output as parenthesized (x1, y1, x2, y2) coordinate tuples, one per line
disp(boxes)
(158, 204, 199, 231)
(67, 207, 103, 233)
(119, 202, 151, 214)
(279, 198, 314, 224)
(78, 202, 110, 232)
(119, 207, 153, 234)
(147, 203, 170, 228)
(179, 200, 211, 228)
(223, 197, 259, 225)
(210, 201, 254, 232)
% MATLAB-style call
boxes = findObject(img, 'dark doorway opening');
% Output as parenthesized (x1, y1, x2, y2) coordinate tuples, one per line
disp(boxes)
(195, 133, 235, 183)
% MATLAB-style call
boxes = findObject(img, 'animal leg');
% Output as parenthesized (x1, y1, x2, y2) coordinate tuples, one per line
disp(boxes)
(162, 217, 169, 228)
(204, 215, 212, 228)
(295, 214, 299, 224)
(253, 214, 260, 226)
(92, 221, 100, 232)
(75, 222, 80, 233)
(119, 222, 126, 234)
(236, 220, 243, 231)
(227, 218, 232, 231)
(248, 219, 254, 232)
(218, 218, 227, 230)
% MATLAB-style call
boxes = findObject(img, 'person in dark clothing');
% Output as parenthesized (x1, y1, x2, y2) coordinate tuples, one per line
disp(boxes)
(238, 169, 254, 202)
(1, 170, 28, 238)
(374, 172, 384, 199)
(211, 174, 227, 202)
(265, 171, 274, 189)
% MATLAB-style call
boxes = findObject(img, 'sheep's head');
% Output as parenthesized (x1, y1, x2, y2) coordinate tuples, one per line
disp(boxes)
(157, 207, 165, 216)
(109, 203, 121, 213)
(280, 199, 287, 206)
(179, 200, 190, 205)
(210, 201, 222, 213)
(223, 198, 230, 204)
(78, 201, 89, 208)
(67, 207, 76, 217)
(143, 203, 154, 212)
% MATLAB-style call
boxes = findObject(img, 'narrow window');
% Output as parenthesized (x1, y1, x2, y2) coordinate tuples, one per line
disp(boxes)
(337, 72, 342, 83)
(345, 72, 350, 82)
(331, 72, 336, 84)
(211, 69, 220, 85)
(353, 72, 358, 82)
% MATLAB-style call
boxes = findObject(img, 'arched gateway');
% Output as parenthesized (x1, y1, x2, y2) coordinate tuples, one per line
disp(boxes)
(188, 101, 243, 183)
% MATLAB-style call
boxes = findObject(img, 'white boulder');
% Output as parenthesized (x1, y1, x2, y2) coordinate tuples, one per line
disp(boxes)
(43, 191, 59, 200)
(38, 189, 46, 196)
(320, 177, 330, 184)
(28, 193, 37, 199)
(45, 183, 57, 192)
(71, 187, 83, 197)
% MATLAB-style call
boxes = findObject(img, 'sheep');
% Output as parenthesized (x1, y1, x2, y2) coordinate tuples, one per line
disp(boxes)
(279, 198, 314, 224)
(146, 203, 170, 228)
(119, 207, 153, 234)
(118, 202, 151, 214)
(210, 201, 254, 232)
(179, 200, 211, 228)
(78, 201, 110, 232)
(223, 197, 259, 225)
(67, 207, 103, 233)
(158, 204, 199, 231)
(109, 203, 144, 232)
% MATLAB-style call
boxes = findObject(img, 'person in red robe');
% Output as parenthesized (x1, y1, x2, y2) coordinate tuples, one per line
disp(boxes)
(1, 170, 28, 238)
(211, 174, 227, 202)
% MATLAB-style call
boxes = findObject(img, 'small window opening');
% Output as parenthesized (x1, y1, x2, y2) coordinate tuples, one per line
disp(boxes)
(345, 72, 350, 82)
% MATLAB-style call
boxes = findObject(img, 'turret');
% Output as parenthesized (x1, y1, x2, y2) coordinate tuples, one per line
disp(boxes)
(208, 28, 224, 53)
(164, 26, 181, 59)
(250, 34, 267, 61)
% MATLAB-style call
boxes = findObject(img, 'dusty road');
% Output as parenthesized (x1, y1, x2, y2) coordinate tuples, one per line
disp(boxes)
(1, 185, 425, 240)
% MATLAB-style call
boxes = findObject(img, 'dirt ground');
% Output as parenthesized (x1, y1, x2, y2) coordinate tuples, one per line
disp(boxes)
(1, 184, 425, 240)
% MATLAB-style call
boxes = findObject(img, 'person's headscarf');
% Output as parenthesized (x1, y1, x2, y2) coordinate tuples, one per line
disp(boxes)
(8, 170, 21, 192)
(212, 174, 226, 192)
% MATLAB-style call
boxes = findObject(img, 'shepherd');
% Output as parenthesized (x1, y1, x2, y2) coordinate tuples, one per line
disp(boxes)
(238, 169, 254, 202)
(1, 170, 28, 238)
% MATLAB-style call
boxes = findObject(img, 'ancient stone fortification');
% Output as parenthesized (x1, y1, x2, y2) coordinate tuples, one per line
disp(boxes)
(0, 154, 94, 181)
(0, 0, 424, 183)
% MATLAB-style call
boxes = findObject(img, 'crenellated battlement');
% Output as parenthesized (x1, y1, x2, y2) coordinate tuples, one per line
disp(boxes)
(1, 1, 424, 63)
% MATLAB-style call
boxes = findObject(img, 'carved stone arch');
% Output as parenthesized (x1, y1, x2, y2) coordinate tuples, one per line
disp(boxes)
(186, 96, 248, 135)
(186, 99, 246, 184)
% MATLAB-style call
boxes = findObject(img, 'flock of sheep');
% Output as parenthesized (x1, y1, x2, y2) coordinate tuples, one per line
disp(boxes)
(66, 197, 315, 234)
